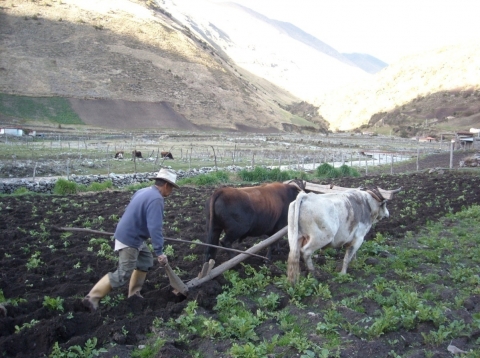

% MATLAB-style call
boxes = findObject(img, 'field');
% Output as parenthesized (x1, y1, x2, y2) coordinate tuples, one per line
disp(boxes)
(1, 162, 480, 357)
(0, 129, 465, 179)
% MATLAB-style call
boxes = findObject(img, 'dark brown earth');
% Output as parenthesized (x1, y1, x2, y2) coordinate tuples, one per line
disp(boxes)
(1, 152, 480, 357)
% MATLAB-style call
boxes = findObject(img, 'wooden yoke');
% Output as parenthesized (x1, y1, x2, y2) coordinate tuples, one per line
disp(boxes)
(284, 180, 402, 200)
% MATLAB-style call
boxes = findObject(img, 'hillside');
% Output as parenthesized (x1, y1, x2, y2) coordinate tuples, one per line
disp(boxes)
(316, 41, 480, 131)
(1, 0, 479, 133)
(161, 0, 371, 103)
(0, 0, 321, 132)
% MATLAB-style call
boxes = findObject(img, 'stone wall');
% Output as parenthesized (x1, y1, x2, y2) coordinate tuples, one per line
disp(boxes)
(0, 166, 245, 194)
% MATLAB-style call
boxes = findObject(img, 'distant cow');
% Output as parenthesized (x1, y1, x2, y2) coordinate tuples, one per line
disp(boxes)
(287, 188, 392, 285)
(114, 151, 124, 159)
(204, 182, 303, 262)
(132, 150, 143, 159)
(161, 151, 174, 159)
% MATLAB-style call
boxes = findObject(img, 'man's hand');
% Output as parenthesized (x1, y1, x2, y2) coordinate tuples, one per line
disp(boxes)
(157, 254, 168, 266)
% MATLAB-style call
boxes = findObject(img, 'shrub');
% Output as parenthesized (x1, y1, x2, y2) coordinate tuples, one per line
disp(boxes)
(126, 181, 153, 191)
(178, 171, 230, 186)
(338, 164, 360, 177)
(238, 167, 307, 182)
(86, 180, 113, 192)
(53, 179, 77, 195)
(238, 167, 275, 181)
(13, 187, 31, 196)
(315, 163, 340, 178)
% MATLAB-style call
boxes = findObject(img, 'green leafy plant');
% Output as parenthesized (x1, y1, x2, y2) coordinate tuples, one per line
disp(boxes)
(15, 319, 40, 333)
(49, 337, 107, 357)
(53, 179, 77, 195)
(13, 187, 31, 195)
(26, 251, 43, 270)
(163, 245, 175, 257)
(178, 170, 230, 186)
(101, 293, 125, 308)
(43, 296, 65, 312)
(131, 337, 166, 358)
(184, 254, 197, 261)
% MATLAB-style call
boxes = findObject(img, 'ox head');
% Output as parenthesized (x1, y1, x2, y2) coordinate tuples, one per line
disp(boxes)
(377, 200, 389, 221)
(369, 186, 401, 222)
(362, 187, 390, 222)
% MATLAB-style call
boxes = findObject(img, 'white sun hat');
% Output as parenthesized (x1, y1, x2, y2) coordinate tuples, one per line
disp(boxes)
(149, 168, 179, 188)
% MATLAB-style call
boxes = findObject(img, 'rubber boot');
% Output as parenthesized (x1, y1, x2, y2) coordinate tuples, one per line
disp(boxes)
(82, 274, 112, 312)
(128, 270, 147, 298)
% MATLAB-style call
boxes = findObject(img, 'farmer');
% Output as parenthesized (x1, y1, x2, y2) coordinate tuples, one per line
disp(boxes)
(82, 168, 179, 311)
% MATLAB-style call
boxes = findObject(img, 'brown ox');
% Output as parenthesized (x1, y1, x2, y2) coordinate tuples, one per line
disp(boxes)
(132, 150, 142, 159)
(204, 182, 302, 262)
(161, 151, 174, 159)
(114, 151, 124, 159)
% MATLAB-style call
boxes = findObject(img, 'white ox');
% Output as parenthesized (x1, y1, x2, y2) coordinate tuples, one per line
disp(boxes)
(287, 188, 390, 285)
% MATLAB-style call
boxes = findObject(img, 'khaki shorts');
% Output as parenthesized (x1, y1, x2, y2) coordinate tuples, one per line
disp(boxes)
(108, 245, 154, 288)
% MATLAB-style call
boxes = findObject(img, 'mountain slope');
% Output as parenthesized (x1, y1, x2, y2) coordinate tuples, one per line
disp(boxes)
(161, 0, 371, 103)
(0, 0, 308, 132)
(342, 53, 388, 74)
(316, 41, 480, 130)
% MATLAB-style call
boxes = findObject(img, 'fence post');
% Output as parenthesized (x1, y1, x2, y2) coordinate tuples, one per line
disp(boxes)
(232, 144, 237, 166)
(189, 144, 192, 171)
(450, 140, 455, 169)
(133, 149, 137, 174)
(154, 148, 159, 170)
(210, 146, 218, 171)
(416, 147, 419, 171)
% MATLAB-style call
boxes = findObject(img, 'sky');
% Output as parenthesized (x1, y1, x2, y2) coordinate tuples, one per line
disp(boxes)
(218, 0, 480, 64)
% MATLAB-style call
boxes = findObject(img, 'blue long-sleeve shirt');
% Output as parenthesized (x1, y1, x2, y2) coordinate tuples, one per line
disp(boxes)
(114, 186, 165, 256)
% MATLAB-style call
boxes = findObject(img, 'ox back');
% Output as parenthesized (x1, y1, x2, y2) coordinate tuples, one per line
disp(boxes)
(204, 183, 300, 262)
(161, 151, 174, 159)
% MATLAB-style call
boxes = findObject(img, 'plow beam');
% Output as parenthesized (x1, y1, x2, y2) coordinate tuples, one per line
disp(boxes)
(186, 226, 288, 291)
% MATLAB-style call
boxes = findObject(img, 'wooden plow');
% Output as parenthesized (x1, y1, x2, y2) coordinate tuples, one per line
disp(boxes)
(53, 182, 401, 296)
(52, 226, 279, 296)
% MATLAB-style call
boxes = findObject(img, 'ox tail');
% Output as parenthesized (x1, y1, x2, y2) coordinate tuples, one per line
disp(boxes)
(204, 189, 221, 262)
(287, 192, 306, 285)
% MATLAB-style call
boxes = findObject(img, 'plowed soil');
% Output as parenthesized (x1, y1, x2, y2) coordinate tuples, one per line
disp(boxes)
(1, 152, 480, 357)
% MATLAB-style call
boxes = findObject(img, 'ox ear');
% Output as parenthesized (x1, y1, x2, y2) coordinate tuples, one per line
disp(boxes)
(381, 200, 387, 206)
